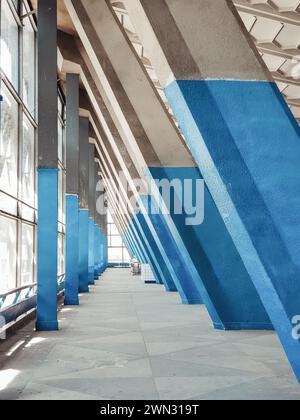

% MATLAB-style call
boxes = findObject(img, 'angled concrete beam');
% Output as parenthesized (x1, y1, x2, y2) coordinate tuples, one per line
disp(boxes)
(75, 63, 177, 290)
(62, 2, 272, 329)
(92, 118, 165, 282)
(124, 0, 300, 381)
(79, 92, 153, 268)
(99, 153, 163, 281)
(64, 0, 203, 305)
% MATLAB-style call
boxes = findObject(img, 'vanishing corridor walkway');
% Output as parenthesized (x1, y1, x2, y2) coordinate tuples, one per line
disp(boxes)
(0, 269, 300, 400)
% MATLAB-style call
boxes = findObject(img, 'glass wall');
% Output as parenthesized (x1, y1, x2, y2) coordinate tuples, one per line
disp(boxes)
(0, 1, 66, 293)
(0, 0, 37, 293)
(107, 211, 130, 265)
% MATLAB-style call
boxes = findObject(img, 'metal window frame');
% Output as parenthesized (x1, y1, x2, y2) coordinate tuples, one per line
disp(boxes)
(0, 0, 37, 291)
(107, 221, 128, 264)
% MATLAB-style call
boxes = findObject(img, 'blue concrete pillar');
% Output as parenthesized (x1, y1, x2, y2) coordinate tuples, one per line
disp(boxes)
(94, 224, 101, 278)
(129, 220, 163, 285)
(124, 232, 134, 259)
(101, 228, 108, 272)
(125, 232, 138, 261)
(36, 169, 59, 330)
(99, 235, 104, 271)
(64, 0, 201, 304)
(64, 73, 80, 305)
(36, 0, 58, 331)
(78, 209, 89, 293)
(94, 224, 101, 280)
(128, 225, 147, 263)
(139, 196, 203, 305)
(88, 217, 95, 285)
(126, 0, 300, 381)
(65, 195, 79, 305)
(148, 167, 271, 330)
(94, 166, 103, 278)
(98, 227, 104, 274)
(132, 216, 176, 290)
(78, 117, 90, 293)
(88, 144, 96, 285)
(99, 231, 105, 273)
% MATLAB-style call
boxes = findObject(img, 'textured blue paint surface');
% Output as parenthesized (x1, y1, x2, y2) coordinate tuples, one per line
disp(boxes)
(65, 195, 79, 305)
(97, 227, 102, 276)
(99, 230, 108, 273)
(36, 169, 59, 331)
(132, 214, 176, 290)
(125, 228, 140, 261)
(124, 232, 134, 257)
(165, 79, 300, 381)
(124, 232, 134, 259)
(130, 214, 173, 288)
(149, 167, 272, 330)
(78, 210, 89, 293)
(138, 195, 203, 305)
(128, 224, 148, 264)
(94, 225, 101, 278)
(88, 217, 95, 285)
(125, 227, 148, 262)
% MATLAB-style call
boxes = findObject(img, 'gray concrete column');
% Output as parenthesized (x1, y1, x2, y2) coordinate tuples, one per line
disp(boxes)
(36, 0, 58, 331)
(88, 143, 96, 284)
(65, 73, 80, 305)
(78, 117, 90, 293)
(66, 74, 80, 195)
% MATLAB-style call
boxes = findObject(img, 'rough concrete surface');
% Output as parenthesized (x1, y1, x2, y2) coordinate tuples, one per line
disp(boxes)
(0, 269, 299, 400)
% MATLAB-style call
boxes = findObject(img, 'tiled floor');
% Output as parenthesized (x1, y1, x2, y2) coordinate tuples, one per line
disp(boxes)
(0, 268, 299, 400)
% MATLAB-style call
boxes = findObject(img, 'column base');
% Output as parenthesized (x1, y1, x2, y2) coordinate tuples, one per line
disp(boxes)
(181, 297, 203, 305)
(88, 276, 95, 286)
(214, 322, 274, 331)
(64, 297, 80, 306)
(36, 320, 59, 332)
(79, 286, 89, 293)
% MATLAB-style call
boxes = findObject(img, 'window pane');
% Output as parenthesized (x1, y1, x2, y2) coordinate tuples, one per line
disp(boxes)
(110, 224, 119, 236)
(123, 248, 131, 263)
(22, 13, 36, 116)
(12, 0, 19, 11)
(111, 236, 123, 247)
(58, 119, 63, 163)
(108, 248, 123, 263)
(58, 95, 63, 116)
(0, 191, 17, 214)
(107, 211, 129, 264)
(22, 116, 35, 207)
(58, 233, 65, 276)
(0, 84, 19, 197)
(62, 123, 66, 167)
(0, 215, 17, 293)
(21, 223, 34, 286)
(1, 0, 19, 90)
(107, 211, 114, 224)
(20, 203, 34, 222)
(58, 168, 65, 224)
